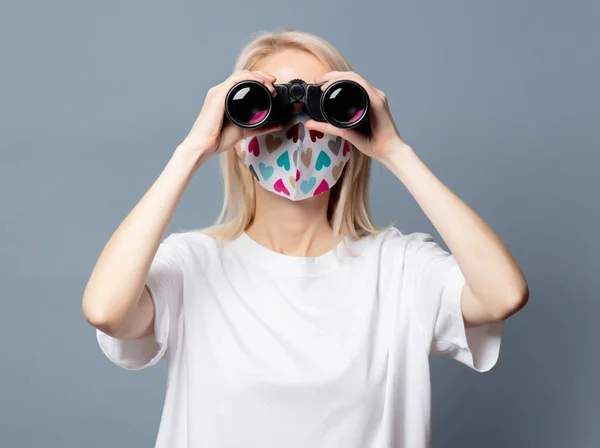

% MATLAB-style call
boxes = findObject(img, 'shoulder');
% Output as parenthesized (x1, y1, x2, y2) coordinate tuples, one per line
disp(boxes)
(164, 229, 223, 249)
(358, 226, 433, 249)
(354, 226, 439, 262)
(161, 230, 231, 261)
(165, 227, 438, 262)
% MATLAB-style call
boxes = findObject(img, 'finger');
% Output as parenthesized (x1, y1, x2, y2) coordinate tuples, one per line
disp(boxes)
(320, 73, 383, 110)
(313, 71, 345, 83)
(318, 71, 366, 92)
(252, 70, 277, 82)
(227, 70, 277, 97)
(318, 75, 345, 92)
(246, 72, 277, 97)
(252, 70, 278, 95)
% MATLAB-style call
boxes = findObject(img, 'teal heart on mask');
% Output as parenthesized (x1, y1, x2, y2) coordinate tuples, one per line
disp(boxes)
(259, 162, 274, 181)
(315, 150, 331, 171)
(300, 176, 317, 194)
(277, 151, 291, 171)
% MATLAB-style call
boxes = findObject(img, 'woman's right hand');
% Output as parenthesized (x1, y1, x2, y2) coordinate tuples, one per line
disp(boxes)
(179, 69, 284, 162)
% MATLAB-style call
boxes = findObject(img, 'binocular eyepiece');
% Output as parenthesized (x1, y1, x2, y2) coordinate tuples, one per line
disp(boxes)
(224, 78, 370, 134)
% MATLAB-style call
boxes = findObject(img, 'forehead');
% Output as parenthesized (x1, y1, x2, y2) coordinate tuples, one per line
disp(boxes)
(253, 48, 330, 84)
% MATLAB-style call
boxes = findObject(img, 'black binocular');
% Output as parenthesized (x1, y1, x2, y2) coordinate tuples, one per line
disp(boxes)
(224, 78, 370, 134)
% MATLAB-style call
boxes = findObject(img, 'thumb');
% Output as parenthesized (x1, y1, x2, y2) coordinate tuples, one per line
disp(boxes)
(244, 122, 284, 138)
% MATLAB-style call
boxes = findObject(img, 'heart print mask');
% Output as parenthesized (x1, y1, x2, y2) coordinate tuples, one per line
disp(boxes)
(239, 113, 352, 200)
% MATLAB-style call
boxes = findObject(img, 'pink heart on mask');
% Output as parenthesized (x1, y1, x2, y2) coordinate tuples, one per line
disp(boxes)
(309, 129, 324, 142)
(295, 169, 300, 181)
(342, 140, 350, 157)
(286, 122, 305, 143)
(273, 178, 290, 196)
(248, 137, 259, 156)
(313, 179, 330, 196)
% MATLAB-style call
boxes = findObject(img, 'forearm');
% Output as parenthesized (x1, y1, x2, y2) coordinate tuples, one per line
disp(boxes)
(82, 145, 206, 333)
(379, 142, 528, 318)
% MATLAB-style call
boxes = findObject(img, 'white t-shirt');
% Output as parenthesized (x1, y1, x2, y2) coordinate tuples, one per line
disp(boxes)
(96, 226, 503, 448)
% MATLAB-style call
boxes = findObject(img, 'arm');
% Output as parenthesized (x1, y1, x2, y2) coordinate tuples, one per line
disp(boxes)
(82, 145, 204, 339)
(82, 69, 282, 341)
(306, 70, 528, 330)
(379, 142, 529, 327)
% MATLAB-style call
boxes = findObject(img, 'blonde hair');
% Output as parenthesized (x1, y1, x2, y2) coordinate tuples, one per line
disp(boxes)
(189, 28, 395, 252)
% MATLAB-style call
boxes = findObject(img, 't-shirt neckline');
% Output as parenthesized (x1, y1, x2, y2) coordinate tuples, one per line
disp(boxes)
(228, 231, 349, 277)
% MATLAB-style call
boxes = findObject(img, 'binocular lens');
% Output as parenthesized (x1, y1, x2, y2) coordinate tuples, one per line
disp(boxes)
(322, 82, 367, 124)
(226, 82, 270, 126)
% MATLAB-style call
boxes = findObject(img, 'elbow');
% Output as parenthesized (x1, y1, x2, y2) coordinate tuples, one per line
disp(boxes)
(512, 281, 530, 313)
(497, 282, 529, 321)
(81, 296, 122, 335)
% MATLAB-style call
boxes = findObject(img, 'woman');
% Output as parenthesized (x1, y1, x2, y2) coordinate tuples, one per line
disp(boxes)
(82, 29, 528, 448)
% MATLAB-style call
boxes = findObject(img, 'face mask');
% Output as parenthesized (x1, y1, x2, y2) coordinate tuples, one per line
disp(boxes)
(239, 113, 352, 200)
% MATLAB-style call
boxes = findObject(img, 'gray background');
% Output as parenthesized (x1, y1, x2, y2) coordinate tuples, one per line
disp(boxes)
(1, 0, 598, 446)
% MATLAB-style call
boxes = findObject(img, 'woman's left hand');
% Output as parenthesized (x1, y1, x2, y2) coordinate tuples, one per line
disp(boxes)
(304, 71, 408, 162)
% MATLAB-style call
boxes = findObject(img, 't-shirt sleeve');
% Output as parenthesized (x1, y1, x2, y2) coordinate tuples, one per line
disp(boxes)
(404, 232, 503, 372)
(96, 232, 185, 371)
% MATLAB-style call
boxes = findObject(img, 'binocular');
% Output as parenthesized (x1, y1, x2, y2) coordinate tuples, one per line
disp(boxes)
(224, 78, 371, 133)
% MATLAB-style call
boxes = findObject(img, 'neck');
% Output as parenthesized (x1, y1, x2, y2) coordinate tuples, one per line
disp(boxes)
(245, 186, 336, 257)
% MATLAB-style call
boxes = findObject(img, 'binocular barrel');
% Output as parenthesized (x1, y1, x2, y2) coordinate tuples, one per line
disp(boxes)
(224, 78, 370, 133)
